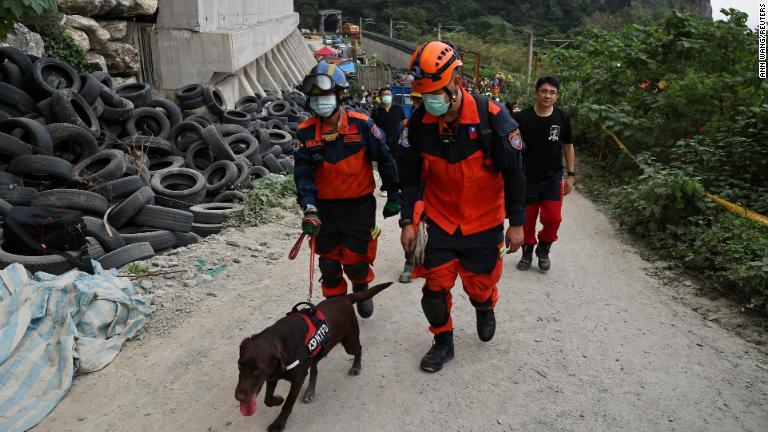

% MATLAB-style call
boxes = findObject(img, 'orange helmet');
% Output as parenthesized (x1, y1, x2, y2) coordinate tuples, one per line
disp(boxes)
(408, 41, 463, 94)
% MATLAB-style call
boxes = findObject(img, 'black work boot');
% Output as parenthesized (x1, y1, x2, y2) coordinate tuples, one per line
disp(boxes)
(352, 283, 373, 318)
(535, 241, 552, 272)
(420, 331, 454, 373)
(516, 244, 534, 271)
(476, 308, 496, 342)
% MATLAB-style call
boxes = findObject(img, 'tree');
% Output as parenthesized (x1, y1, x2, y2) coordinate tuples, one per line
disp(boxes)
(0, 0, 57, 41)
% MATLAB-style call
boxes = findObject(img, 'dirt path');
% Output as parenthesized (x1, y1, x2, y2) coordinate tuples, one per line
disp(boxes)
(34, 192, 768, 432)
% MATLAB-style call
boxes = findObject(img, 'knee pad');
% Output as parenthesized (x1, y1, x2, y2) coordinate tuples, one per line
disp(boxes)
(319, 258, 342, 286)
(421, 288, 449, 327)
(343, 261, 369, 281)
(471, 296, 493, 311)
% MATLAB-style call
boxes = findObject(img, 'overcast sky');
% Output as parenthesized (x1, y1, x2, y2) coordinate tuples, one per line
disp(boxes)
(711, 0, 760, 29)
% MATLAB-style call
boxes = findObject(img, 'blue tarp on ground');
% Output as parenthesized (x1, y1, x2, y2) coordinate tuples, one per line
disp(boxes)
(0, 262, 154, 431)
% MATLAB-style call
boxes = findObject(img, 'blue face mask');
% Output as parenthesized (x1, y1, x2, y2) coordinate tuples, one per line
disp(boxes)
(381, 95, 393, 105)
(310, 95, 337, 117)
(422, 93, 450, 116)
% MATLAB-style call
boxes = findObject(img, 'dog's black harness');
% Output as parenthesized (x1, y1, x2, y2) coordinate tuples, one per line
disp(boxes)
(285, 302, 330, 370)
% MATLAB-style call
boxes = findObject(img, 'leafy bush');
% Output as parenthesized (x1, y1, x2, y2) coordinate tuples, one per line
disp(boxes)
(549, 10, 768, 304)
(227, 175, 298, 227)
(36, 25, 90, 73)
(0, 0, 56, 41)
(612, 164, 706, 238)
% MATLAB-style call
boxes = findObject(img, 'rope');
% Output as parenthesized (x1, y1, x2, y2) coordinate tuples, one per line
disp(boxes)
(289, 216, 321, 301)
(411, 220, 428, 267)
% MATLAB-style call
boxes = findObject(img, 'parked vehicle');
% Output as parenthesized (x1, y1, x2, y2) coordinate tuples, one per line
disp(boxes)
(343, 23, 360, 38)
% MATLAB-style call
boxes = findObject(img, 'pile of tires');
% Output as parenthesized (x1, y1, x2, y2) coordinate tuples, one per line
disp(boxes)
(344, 102, 373, 116)
(0, 46, 308, 274)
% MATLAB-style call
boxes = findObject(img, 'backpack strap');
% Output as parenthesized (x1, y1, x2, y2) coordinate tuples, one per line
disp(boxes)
(2, 216, 95, 274)
(472, 93, 496, 170)
(473, 93, 494, 150)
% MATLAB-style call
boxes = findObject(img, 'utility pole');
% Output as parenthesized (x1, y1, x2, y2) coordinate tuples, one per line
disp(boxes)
(389, 18, 393, 38)
(526, 28, 534, 95)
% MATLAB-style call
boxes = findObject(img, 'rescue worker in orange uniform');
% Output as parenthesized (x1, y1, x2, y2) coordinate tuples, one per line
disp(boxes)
(399, 42, 526, 372)
(294, 61, 401, 318)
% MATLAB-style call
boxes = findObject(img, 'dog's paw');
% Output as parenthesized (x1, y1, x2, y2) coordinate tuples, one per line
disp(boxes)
(268, 418, 287, 432)
(302, 389, 315, 403)
(347, 365, 361, 376)
(264, 395, 284, 407)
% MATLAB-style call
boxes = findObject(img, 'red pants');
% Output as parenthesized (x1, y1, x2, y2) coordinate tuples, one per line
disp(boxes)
(314, 195, 377, 298)
(416, 258, 502, 335)
(524, 182, 563, 245)
(318, 240, 377, 298)
(412, 223, 504, 335)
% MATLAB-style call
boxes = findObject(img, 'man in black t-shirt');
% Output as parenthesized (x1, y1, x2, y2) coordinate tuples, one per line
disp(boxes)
(511, 76, 575, 272)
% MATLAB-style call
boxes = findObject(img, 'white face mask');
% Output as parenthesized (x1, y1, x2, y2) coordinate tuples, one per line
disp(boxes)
(381, 95, 393, 105)
(310, 95, 337, 117)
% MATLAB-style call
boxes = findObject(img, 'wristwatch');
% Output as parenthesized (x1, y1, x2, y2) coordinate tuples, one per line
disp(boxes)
(398, 218, 413, 228)
(566, 171, 576, 177)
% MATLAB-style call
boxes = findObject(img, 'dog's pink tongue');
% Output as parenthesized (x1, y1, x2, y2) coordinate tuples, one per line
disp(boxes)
(240, 397, 257, 416)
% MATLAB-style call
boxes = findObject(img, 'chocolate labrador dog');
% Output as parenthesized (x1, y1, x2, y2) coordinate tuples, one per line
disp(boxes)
(235, 282, 392, 432)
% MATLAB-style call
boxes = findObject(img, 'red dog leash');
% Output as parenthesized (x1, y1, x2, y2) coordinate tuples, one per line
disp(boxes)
(289, 216, 321, 301)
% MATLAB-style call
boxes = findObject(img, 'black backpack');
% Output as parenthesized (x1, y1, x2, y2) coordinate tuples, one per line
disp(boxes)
(408, 93, 497, 168)
(2, 206, 95, 274)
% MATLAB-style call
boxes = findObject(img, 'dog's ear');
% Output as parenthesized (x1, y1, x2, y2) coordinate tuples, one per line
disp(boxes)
(274, 342, 288, 371)
(239, 337, 250, 357)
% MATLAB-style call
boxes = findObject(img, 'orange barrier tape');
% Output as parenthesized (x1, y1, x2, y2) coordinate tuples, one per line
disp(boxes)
(600, 124, 648, 170)
(704, 193, 768, 227)
(601, 124, 768, 228)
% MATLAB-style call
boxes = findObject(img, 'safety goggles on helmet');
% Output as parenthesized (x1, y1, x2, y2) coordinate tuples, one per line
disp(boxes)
(409, 43, 460, 82)
(300, 73, 336, 96)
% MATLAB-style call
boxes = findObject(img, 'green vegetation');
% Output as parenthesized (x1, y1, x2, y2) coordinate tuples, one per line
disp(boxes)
(296, 0, 709, 40)
(35, 25, 91, 72)
(297, 1, 691, 89)
(1, 1, 91, 73)
(227, 175, 298, 227)
(125, 263, 150, 276)
(0, 0, 56, 41)
(549, 10, 768, 305)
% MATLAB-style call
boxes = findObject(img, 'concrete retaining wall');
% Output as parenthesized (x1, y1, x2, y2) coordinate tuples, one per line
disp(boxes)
(158, 0, 295, 33)
(151, 0, 315, 104)
(360, 31, 415, 70)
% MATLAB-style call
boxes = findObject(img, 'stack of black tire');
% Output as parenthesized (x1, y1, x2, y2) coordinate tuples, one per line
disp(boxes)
(344, 102, 373, 116)
(0, 46, 309, 274)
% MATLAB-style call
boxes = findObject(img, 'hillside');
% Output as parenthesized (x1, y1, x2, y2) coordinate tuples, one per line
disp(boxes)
(296, 0, 712, 39)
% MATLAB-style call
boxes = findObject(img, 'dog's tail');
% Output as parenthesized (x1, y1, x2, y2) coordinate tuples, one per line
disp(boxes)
(348, 282, 393, 304)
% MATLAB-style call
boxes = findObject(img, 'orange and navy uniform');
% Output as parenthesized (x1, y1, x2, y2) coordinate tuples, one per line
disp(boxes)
(398, 89, 526, 334)
(294, 108, 397, 207)
(400, 90, 526, 231)
(294, 108, 398, 297)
